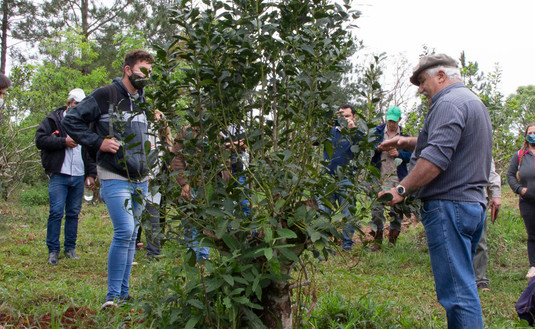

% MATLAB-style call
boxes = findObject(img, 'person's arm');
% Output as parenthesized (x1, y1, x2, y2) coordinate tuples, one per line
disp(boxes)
(507, 151, 524, 195)
(488, 159, 502, 222)
(35, 116, 67, 151)
(378, 136, 418, 152)
(379, 158, 442, 205)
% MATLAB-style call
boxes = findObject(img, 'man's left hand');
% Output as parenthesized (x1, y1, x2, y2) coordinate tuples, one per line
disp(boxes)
(378, 187, 404, 206)
(86, 177, 96, 190)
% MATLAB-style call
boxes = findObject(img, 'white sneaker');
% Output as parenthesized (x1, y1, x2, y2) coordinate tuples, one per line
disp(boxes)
(101, 300, 118, 310)
(526, 267, 535, 278)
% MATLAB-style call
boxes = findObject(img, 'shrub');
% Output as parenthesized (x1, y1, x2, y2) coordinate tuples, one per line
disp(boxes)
(20, 183, 49, 206)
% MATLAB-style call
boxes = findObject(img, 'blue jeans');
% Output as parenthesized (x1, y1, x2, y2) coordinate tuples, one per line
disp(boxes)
(46, 174, 84, 253)
(318, 178, 355, 250)
(421, 200, 485, 329)
(100, 179, 147, 301)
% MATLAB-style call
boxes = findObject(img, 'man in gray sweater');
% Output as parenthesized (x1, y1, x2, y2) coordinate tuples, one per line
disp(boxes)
(379, 54, 492, 329)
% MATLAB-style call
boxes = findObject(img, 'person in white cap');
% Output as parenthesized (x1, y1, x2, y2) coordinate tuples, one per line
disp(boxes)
(35, 88, 96, 265)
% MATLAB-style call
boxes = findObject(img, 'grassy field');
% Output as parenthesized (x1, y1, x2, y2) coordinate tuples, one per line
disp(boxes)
(0, 186, 531, 328)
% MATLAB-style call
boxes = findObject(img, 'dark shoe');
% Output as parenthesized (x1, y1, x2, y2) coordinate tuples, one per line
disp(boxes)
(47, 252, 59, 265)
(369, 229, 383, 252)
(118, 295, 135, 306)
(477, 282, 490, 291)
(388, 229, 401, 245)
(65, 249, 79, 260)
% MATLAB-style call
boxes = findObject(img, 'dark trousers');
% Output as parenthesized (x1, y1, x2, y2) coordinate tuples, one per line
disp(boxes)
(519, 198, 535, 267)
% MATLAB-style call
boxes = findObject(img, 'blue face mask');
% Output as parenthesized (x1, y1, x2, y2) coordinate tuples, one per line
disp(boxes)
(526, 134, 535, 145)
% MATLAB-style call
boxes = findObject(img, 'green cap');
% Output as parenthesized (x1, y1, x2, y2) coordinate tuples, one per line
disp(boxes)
(386, 106, 401, 122)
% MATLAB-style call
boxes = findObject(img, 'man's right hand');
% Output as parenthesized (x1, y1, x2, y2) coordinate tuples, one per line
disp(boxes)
(65, 137, 78, 148)
(379, 136, 417, 152)
(100, 138, 120, 154)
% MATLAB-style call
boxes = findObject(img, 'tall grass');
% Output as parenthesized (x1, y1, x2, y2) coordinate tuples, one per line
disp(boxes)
(0, 187, 531, 328)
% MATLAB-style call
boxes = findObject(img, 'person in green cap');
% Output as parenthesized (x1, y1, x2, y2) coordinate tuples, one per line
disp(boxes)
(369, 106, 412, 250)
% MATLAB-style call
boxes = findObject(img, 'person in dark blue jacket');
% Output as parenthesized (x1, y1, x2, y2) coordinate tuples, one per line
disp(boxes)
(369, 106, 411, 250)
(320, 104, 361, 250)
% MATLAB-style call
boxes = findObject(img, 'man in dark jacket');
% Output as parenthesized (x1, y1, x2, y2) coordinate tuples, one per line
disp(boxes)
(369, 106, 411, 250)
(35, 88, 97, 265)
(320, 104, 361, 250)
(62, 49, 154, 309)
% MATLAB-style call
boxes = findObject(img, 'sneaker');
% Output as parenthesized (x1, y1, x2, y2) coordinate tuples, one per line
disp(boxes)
(477, 282, 490, 291)
(65, 249, 79, 260)
(527, 267, 535, 278)
(47, 252, 59, 265)
(101, 300, 118, 310)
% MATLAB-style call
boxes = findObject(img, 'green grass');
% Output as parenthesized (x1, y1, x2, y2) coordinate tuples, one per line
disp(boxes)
(0, 187, 532, 328)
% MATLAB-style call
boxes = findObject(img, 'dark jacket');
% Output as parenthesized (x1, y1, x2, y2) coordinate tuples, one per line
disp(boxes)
(507, 149, 535, 201)
(323, 126, 362, 176)
(62, 78, 149, 180)
(35, 106, 97, 178)
(370, 123, 411, 180)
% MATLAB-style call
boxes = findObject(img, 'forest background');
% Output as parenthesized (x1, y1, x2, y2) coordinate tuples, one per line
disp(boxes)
(1, 0, 535, 328)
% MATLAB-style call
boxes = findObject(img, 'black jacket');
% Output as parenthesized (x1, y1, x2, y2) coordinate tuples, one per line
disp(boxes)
(62, 79, 149, 180)
(35, 106, 97, 178)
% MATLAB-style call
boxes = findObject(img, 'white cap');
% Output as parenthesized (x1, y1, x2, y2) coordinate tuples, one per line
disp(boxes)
(68, 88, 86, 103)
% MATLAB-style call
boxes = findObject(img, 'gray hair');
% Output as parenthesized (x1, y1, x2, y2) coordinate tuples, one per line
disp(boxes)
(425, 66, 461, 81)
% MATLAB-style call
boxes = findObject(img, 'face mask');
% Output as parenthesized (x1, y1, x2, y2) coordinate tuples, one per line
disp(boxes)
(128, 72, 149, 90)
(526, 134, 535, 146)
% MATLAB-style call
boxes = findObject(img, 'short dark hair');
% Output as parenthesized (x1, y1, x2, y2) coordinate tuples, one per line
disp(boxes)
(123, 49, 154, 71)
(338, 104, 355, 115)
(0, 73, 12, 90)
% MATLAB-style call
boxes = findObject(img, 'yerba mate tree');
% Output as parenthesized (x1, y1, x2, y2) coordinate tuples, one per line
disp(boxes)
(143, 1, 386, 328)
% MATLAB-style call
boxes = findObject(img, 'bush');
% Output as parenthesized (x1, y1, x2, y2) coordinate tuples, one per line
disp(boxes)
(19, 183, 49, 206)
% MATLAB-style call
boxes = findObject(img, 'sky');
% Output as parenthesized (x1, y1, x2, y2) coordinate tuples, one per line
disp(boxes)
(353, 0, 535, 98)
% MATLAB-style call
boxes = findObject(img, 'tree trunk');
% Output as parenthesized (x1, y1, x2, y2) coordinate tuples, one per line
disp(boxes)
(0, 0, 8, 74)
(262, 280, 292, 329)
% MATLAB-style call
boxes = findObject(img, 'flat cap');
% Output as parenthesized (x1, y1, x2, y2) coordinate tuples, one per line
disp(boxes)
(410, 54, 457, 86)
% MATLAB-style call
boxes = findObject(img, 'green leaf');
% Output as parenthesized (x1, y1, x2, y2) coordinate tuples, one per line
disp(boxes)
(204, 278, 224, 293)
(276, 228, 297, 239)
(187, 299, 205, 310)
(377, 193, 393, 203)
(331, 213, 345, 223)
(310, 231, 322, 242)
(185, 316, 200, 329)
(278, 246, 300, 263)
(269, 257, 281, 276)
(275, 199, 285, 211)
(222, 274, 235, 286)
(222, 233, 240, 250)
(263, 248, 273, 260)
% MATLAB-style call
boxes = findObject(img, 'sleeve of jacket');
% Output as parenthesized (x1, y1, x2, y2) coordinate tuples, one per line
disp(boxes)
(507, 151, 522, 194)
(35, 116, 66, 151)
(398, 149, 412, 164)
(82, 146, 97, 178)
(62, 91, 106, 150)
(487, 159, 501, 198)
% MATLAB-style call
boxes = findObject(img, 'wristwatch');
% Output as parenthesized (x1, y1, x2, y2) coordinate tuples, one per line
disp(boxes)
(396, 185, 407, 197)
